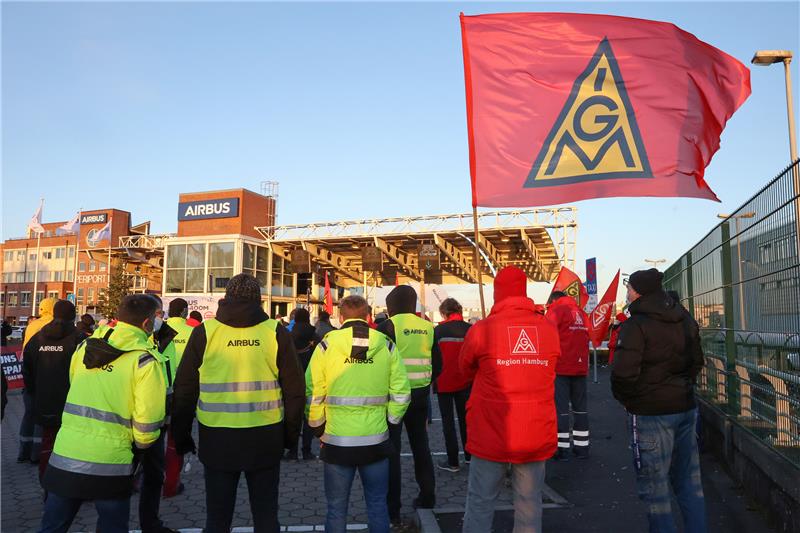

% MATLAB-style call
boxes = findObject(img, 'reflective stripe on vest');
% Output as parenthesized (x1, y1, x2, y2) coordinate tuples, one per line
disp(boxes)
(321, 430, 389, 446)
(390, 314, 433, 389)
(198, 319, 283, 428)
(326, 395, 388, 406)
(48, 452, 133, 476)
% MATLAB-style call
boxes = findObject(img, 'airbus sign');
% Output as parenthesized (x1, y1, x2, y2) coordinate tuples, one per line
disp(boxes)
(178, 198, 239, 221)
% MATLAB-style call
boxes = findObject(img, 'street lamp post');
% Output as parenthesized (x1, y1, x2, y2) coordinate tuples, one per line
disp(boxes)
(644, 259, 666, 269)
(718, 212, 756, 330)
(752, 50, 800, 253)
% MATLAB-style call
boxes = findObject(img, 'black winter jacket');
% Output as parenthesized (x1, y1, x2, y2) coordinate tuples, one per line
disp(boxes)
(22, 320, 86, 427)
(611, 290, 705, 415)
(171, 298, 305, 471)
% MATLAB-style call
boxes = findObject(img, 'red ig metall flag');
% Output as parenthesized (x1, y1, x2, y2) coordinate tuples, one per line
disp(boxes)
(460, 12, 751, 207)
(589, 270, 621, 348)
(324, 272, 333, 315)
(551, 266, 589, 309)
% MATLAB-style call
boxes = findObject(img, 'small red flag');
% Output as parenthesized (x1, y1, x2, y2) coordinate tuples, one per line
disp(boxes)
(460, 12, 751, 207)
(588, 270, 621, 347)
(551, 266, 589, 309)
(324, 272, 333, 315)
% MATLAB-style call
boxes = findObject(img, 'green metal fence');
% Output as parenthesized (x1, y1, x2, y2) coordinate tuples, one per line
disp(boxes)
(664, 160, 800, 466)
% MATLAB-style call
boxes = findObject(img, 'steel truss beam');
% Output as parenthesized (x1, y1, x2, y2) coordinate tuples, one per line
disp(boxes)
(433, 234, 482, 284)
(300, 241, 363, 284)
(373, 237, 422, 281)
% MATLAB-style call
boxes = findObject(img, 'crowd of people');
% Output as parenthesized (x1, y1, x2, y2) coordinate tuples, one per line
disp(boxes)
(3, 265, 708, 533)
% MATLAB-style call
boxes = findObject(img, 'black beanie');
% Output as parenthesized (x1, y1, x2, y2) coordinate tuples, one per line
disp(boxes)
(225, 273, 261, 303)
(629, 268, 664, 296)
(168, 298, 188, 318)
(53, 300, 76, 322)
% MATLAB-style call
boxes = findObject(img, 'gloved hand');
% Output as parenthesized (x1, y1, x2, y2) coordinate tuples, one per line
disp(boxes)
(175, 436, 196, 456)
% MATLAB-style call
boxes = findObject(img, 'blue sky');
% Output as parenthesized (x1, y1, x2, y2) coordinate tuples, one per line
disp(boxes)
(2, 2, 798, 305)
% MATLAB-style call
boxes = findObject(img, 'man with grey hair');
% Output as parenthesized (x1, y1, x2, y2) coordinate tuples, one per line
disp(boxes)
(172, 274, 305, 533)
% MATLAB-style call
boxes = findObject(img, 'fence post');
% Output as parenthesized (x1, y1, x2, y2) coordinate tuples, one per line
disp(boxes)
(720, 222, 738, 412)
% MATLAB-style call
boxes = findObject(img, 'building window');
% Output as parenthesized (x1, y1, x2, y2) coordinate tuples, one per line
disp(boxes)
(20, 292, 31, 306)
(42, 250, 53, 260)
(88, 288, 95, 303)
(166, 243, 206, 293)
(67, 271, 74, 282)
(68, 246, 76, 258)
(243, 244, 269, 293)
(77, 288, 84, 304)
(100, 262, 107, 272)
(55, 247, 66, 259)
(15, 272, 24, 283)
(54, 271, 63, 282)
(89, 261, 96, 272)
(209, 242, 235, 290)
(7, 292, 18, 306)
(79, 262, 86, 272)
(48, 291, 59, 300)
(0, 293, 4, 307)
(29, 253, 37, 262)
(3, 251, 13, 262)
(36, 291, 45, 304)
(2, 273, 12, 283)
(24, 272, 33, 282)
(16, 250, 25, 260)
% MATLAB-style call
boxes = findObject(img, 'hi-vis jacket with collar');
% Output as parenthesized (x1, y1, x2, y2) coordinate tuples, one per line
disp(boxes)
(306, 319, 410, 455)
(43, 321, 166, 500)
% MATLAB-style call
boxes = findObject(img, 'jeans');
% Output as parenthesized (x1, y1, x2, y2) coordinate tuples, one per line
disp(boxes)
(388, 390, 436, 518)
(630, 409, 707, 533)
(139, 430, 166, 532)
(324, 459, 389, 533)
(555, 375, 589, 453)
(204, 464, 280, 533)
(437, 389, 470, 466)
(462, 456, 545, 533)
(19, 390, 42, 461)
(38, 491, 130, 533)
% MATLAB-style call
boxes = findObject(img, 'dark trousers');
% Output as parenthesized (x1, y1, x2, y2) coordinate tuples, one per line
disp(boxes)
(204, 464, 280, 533)
(388, 390, 435, 518)
(139, 430, 166, 532)
(437, 389, 470, 466)
(555, 375, 589, 453)
(19, 390, 42, 461)
(38, 426, 59, 484)
(300, 418, 313, 455)
(39, 491, 130, 533)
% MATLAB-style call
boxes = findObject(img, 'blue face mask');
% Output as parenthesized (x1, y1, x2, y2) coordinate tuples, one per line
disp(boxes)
(153, 317, 164, 333)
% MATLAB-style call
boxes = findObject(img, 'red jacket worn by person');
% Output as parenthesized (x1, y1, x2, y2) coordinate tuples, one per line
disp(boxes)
(460, 267, 561, 463)
(547, 296, 590, 376)
(433, 314, 471, 393)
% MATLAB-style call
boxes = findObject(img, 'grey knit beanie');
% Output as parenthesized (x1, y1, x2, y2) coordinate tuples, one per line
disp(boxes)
(225, 273, 262, 302)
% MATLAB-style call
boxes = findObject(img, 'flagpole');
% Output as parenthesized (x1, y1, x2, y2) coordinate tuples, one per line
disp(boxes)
(593, 346, 598, 384)
(73, 209, 82, 304)
(32, 231, 41, 317)
(472, 207, 486, 318)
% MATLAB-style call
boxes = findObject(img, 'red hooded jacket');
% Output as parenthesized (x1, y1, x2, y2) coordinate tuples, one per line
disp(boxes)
(547, 296, 590, 376)
(460, 267, 561, 463)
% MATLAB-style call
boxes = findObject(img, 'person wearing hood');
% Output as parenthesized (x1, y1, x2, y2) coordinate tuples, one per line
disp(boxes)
(612, 269, 707, 533)
(377, 285, 436, 522)
(287, 307, 318, 461)
(546, 290, 591, 460)
(39, 294, 167, 533)
(17, 297, 57, 464)
(76, 314, 96, 337)
(22, 300, 86, 483)
(186, 310, 203, 327)
(171, 274, 305, 533)
(459, 266, 561, 533)
(139, 295, 181, 533)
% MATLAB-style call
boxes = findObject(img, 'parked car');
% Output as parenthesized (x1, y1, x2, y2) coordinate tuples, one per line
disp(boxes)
(8, 327, 24, 341)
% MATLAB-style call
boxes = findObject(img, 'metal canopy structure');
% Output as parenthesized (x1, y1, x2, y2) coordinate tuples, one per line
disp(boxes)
(255, 208, 577, 288)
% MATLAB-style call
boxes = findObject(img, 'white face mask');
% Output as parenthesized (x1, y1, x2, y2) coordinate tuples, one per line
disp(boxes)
(153, 317, 163, 332)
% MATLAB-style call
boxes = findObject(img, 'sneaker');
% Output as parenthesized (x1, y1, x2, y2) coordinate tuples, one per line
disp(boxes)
(464, 455, 471, 464)
(436, 459, 459, 473)
(302, 451, 317, 461)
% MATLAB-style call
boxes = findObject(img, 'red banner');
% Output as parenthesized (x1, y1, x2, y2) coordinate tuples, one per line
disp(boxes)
(551, 266, 589, 309)
(460, 12, 751, 207)
(589, 270, 621, 347)
(2, 348, 25, 390)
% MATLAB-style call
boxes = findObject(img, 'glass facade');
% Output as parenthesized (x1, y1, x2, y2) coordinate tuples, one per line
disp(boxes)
(243, 243, 269, 293)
